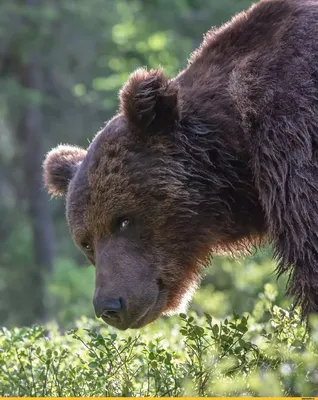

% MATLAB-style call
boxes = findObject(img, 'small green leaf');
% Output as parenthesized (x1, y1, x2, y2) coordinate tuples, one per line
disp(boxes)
(212, 325, 219, 336)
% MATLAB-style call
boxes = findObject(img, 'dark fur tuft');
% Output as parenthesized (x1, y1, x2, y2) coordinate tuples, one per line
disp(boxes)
(119, 68, 179, 134)
(43, 145, 87, 197)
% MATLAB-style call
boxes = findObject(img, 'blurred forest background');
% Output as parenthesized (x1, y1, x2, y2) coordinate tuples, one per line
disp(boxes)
(0, 0, 291, 329)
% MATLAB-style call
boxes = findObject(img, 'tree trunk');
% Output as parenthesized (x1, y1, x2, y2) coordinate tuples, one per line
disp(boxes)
(15, 0, 55, 323)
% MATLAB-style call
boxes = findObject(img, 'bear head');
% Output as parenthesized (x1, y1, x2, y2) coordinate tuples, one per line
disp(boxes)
(43, 68, 258, 329)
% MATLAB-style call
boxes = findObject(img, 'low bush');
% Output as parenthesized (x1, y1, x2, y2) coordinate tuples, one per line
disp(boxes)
(1, 288, 317, 397)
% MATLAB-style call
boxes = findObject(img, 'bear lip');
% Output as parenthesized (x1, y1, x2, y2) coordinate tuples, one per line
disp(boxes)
(101, 303, 153, 330)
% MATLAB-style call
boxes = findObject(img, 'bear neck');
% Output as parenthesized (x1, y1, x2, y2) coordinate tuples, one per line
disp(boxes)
(175, 85, 266, 249)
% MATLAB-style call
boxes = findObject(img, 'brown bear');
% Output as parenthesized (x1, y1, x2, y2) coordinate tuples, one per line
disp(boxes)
(43, 0, 318, 330)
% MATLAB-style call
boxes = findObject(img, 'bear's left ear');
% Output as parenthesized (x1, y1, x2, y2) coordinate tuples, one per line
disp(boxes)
(119, 68, 179, 134)
(43, 145, 87, 197)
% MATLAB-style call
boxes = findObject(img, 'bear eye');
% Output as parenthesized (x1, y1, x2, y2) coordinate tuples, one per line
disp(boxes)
(119, 217, 131, 231)
(82, 242, 93, 252)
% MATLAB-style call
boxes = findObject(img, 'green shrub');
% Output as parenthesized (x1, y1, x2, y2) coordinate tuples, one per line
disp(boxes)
(48, 258, 95, 327)
(1, 289, 317, 397)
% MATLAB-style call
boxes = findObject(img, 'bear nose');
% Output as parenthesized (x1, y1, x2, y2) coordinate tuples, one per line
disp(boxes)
(93, 297, 123, 320)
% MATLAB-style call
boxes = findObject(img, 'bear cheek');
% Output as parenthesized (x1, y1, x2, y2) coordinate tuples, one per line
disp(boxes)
(163, 270, 201, 315)
(158, 250, 203, 315)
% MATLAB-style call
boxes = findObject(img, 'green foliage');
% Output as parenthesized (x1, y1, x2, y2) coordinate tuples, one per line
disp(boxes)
(1, 294, 317, 396)
(192, 248, 290, 319)
(48, 258, 95, 327)
(0, 221, 43, 327)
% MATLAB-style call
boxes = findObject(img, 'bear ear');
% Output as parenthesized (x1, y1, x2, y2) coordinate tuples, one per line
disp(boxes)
(43, 145, 87, 197)
(119, 68, 179, 134)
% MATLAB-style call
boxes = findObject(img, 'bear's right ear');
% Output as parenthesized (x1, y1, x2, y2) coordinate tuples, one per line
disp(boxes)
(119, 68, 179, 135)
(43, 145, 87, 197)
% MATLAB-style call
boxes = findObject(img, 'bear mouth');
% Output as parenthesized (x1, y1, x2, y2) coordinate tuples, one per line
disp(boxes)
(128, 279, 166, 329)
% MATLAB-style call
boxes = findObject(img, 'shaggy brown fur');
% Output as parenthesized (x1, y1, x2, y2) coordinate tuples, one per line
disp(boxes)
(43, 0, 318, 329)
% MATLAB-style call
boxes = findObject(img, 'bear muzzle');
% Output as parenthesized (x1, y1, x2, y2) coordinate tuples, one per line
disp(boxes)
(93, 279, 167, 330)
